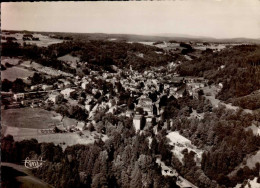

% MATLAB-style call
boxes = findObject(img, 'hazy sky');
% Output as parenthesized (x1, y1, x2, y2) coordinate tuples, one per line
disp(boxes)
(2, 0, 260, 39)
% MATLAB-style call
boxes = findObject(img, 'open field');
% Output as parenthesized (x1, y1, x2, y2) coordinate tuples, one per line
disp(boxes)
(2, 125, 108, 150)
(20, 60, 73, 77)
(21, 60, 43, 69)
(1, 107, 107, 150)
(1, 66, 34, 81)
(57, 54, 80, 63)
(1, 108, 63, 129)
(1, 57, 22, 66)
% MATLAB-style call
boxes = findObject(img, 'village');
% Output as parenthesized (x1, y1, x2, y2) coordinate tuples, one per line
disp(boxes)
(2, 58, 212, 135)
(2, 0, 260, 187)
(2, 57, 214, 188)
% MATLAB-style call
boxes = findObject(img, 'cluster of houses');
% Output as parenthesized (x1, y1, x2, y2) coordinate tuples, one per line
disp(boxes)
(5, 62, 209, 133)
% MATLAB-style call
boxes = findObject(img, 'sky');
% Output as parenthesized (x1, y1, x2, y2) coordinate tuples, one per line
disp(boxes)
(1, 0, 260, 39)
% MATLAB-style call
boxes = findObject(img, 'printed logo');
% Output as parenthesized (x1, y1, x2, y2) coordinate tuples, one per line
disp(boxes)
(23, 157, 46, 169)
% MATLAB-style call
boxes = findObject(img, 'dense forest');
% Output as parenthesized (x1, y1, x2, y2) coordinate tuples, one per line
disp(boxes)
(2, 40, 172, 73)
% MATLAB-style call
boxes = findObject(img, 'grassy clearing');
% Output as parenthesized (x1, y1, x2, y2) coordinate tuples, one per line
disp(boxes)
(1, 57, 22, 65)
(2, 126, 108, 151)
(57, 54, 80, 63)
(1, 66, 34, 81)
(1, 108, 62, 129)
(167, 131, 203, 164)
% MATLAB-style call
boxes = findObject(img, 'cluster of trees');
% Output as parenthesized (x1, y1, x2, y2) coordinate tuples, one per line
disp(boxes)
(50, 35, 73, 40)
(31, 72, 61, 86)
(179, 42, 194, 55)
(53, 104, 88, 121)
(161, 90, 212, 121)
(2, 78, 26, 93)
(76, 40, 170, 72)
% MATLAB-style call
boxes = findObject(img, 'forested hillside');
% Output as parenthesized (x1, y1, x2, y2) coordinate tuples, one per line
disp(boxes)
(2, 40, 171, 72)
(178, 45, 260, 102)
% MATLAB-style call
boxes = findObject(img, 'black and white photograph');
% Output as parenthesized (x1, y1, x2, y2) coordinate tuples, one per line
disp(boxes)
(1, 1, 260, 188)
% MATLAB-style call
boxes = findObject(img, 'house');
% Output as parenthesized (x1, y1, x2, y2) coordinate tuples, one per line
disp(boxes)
(92, 88, 99, 95)
(76, 121, 86, 131)
(85, 104, 93, 111)
(57, 82, 65, 89)
(31, 84, 42, 91)
(126, 110, 134, 118)
(63, 81, 72, 88)
(48, 92, 63, 104)
(42, 85, 53, 91)
(14, 93, 25, 101)
(61, 88, 76, 99)
(81, 81, 89, 90)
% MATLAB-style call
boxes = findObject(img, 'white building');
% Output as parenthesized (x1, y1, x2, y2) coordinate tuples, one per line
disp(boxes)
(31, 84, 42, 91)
(48, 92, 63, 104)
(14, 93, 25, 101)
(81, 81, 89, 90)
(64, 81, 72, 88)
(42, 85, 53, 91)
(76, 121, 86, 131)
(133, 114, 143, 132)
(61, 88, 75, 98)
(85, 104, 93, 111)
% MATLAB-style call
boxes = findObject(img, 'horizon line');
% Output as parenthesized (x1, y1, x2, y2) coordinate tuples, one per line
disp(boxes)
(2, 28, 260, 40)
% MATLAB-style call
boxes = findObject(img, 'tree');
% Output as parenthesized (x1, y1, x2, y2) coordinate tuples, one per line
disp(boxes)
(127, 98, 135, 110)
(31, 72, 43, 85)
(150, 137, 158, 154)
(2, 79, 12, 92)
(12, 78, 25, 93)
(130, 164, 143, 188)
(136, 107, 144, 115)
